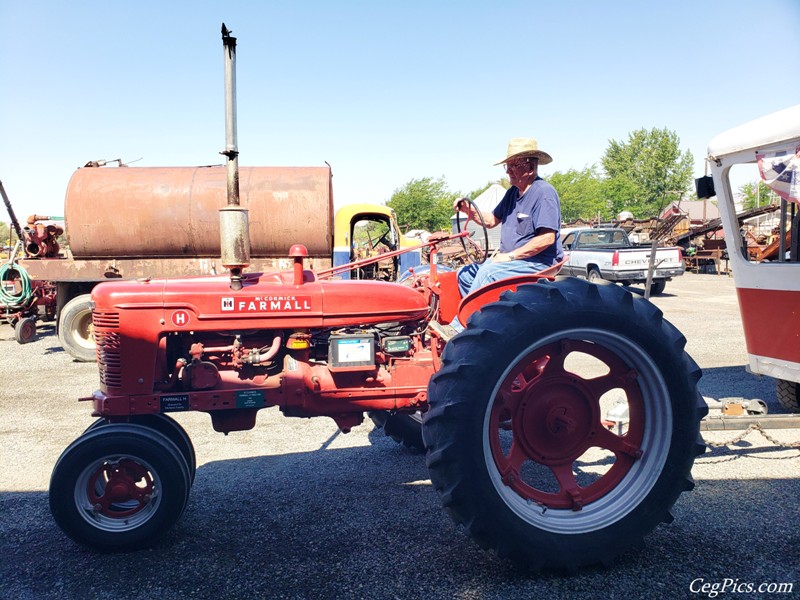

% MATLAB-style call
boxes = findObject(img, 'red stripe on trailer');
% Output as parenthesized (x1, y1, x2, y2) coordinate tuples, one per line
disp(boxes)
(737, 287, 800, 364)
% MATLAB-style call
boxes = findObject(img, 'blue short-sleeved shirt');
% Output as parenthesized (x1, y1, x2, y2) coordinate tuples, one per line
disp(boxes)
(492, 178, 563, 265)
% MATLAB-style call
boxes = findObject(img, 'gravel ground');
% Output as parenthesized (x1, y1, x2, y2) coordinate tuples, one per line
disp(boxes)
(1, 273, 798, 600)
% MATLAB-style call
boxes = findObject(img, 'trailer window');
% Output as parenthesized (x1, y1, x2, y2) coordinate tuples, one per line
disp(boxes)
(729, 161, 797, 264)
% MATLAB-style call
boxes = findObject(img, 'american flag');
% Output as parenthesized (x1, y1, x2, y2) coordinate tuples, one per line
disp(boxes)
(757, 145, 800, 203)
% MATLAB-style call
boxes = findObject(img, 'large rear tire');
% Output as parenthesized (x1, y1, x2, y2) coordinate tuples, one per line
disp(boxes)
(49, 424, 191, 551)
(58, 294, 96, 362)
(424, 277, 706, 570)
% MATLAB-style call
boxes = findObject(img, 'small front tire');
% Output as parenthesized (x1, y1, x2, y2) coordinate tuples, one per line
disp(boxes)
(84, 414, 197, 484)
(368, 411, 424, 451)
(49, 424, 191, 551)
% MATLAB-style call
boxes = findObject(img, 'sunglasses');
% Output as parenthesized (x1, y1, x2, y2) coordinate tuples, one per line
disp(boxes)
(504, 159, 535, 173)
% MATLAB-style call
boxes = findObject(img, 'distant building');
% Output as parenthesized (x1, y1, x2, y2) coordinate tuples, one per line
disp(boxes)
(659, 200, 720, 237)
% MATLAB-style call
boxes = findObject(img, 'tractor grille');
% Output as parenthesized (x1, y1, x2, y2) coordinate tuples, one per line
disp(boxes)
(93, 310, 122, 388)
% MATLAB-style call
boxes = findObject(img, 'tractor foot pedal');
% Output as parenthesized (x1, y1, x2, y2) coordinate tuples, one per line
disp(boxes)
(428, 320, 458, 341)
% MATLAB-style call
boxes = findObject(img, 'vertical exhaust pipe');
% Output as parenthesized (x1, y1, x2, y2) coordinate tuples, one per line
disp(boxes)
(220, 23, 250, 290)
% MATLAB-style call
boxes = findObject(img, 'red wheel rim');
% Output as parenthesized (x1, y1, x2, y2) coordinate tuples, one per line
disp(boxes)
(87, 458, 154, 518)
(489, 339, 644, 511)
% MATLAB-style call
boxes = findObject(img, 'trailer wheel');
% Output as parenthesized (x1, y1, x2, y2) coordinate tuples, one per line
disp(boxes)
(424, 277, 706, 570)
(84, 414, 197, 484)
(368, 411, 424, 451)
(49, 424, 191, 551)
(58, 294, 96, 362)
(776, 379, 800, 412)
(14, 317, 37, 344)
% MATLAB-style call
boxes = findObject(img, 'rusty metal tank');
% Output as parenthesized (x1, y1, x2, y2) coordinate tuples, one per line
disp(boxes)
(64, 166, 333, 259)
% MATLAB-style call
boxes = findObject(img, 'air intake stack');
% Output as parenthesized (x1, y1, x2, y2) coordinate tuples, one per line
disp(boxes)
(219, 23, 250, 290)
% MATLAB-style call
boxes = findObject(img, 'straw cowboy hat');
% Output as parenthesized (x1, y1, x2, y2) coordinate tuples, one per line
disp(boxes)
(495, 137, 553, 166)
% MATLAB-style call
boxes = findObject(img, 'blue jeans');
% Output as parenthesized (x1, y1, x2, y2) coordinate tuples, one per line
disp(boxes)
(457, 259, 551, 298)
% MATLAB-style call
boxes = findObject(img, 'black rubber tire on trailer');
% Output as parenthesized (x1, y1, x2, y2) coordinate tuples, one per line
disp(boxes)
(58, 293, 96, 362)
(368, 411, 425, 451)
(49, 423, 191, 552)
(84, 414, 197, 484)
(649, 280, 667, 296)
(423, 277, 707, 570)
(14, 317, 37, 344)
(587, 268, 603, 284)
(776, 379, 800, 412)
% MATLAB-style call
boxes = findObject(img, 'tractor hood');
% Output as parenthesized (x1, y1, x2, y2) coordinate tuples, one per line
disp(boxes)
(91, 271, 430, 332)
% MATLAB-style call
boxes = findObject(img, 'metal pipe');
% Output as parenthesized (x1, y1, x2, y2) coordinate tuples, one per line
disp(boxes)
(219, 23, 250, 289)
(222, 23, 239, 207)
(0, 180, 24, 244)
(701, 414, 800, 431)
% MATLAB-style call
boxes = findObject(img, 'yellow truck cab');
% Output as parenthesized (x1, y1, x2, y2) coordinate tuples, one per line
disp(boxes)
(333, 204, 421, 280)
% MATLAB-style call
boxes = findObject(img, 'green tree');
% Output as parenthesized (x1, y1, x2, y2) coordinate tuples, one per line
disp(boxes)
(549, 166, 608, 223)
(0, 221, 10, 247)
(739, 180, 778, 210)
(601, 128, 694, 218)
(387, 176, 458, 232)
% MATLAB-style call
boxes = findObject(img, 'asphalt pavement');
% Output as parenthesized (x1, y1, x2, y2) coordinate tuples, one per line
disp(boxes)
(1, 273, 798, 600)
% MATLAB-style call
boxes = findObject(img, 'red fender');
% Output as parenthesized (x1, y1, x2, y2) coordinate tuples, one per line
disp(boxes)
(456, 259, 566, 325)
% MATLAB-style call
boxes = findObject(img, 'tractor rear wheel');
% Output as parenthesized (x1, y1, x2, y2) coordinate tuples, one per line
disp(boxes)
(776, 379, 800, 412)
(49, 423, 191, 551)
(423, 277, 706, 570)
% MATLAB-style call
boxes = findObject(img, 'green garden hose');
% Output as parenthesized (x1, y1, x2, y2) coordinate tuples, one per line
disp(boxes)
(0, 261, 34, 310)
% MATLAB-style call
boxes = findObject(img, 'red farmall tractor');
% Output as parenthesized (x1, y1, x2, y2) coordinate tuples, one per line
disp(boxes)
(48, 26, 706, 571)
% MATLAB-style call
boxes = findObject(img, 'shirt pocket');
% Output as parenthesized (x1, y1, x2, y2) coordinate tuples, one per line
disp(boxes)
(515, 212, 534, 237)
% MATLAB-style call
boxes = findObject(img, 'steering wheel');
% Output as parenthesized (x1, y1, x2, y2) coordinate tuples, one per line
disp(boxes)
(372, 229, 393, 250)
(455, 198, 489, 264)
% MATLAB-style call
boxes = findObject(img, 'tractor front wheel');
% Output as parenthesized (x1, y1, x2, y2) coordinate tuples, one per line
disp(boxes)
(368, 411, 424, 451)
(84, 414, 197, 484)
(49, 424, 191, 551)
(423, 277, 706, 570)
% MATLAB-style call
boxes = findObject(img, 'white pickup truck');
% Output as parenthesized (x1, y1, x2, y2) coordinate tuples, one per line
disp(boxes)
(560, 227, 684, 295)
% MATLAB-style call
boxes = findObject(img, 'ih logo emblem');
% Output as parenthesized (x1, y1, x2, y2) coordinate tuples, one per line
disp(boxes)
(221, 297, 234, 311)
(171, 310, 191, 327)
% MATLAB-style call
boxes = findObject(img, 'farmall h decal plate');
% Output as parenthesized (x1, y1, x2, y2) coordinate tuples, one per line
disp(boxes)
(220, 295, 313, 313)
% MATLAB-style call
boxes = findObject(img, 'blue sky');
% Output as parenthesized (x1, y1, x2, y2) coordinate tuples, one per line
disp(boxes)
(2, 1, 799, 221)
